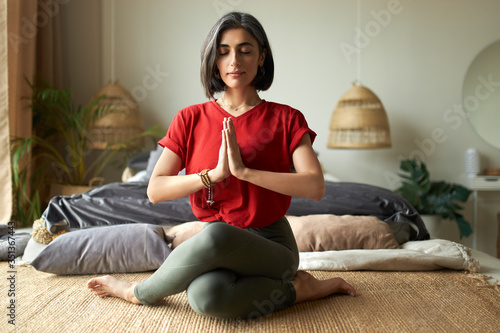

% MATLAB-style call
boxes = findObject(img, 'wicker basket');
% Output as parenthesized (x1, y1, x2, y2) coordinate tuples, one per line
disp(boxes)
(328, 84, 391, 149)
(88, 81, 144, 150)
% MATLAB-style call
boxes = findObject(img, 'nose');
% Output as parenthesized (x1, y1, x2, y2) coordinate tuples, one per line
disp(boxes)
(230, 51, 240, 67)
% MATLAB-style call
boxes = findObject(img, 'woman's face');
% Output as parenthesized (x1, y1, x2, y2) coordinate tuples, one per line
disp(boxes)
(216, 28, 266, 91)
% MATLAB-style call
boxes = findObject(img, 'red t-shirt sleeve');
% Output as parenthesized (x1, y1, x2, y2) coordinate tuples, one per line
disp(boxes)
(287, 108, 317, 159)
(158, 110, 188, 170)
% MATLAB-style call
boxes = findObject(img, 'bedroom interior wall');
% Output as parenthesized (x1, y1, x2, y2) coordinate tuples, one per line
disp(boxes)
(59, 0, 500, 257)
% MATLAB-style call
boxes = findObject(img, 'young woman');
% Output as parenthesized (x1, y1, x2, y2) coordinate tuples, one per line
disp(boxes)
(87, 11, 355, 320)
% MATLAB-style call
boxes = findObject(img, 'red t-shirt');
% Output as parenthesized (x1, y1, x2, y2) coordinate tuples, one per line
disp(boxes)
(158, 100, 316, 229)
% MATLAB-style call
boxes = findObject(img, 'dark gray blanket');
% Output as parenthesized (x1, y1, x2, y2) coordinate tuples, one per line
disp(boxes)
(42, 181, 429, 241)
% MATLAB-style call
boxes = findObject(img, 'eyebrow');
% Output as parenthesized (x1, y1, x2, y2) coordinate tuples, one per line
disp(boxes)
(218, 42, 255, 48)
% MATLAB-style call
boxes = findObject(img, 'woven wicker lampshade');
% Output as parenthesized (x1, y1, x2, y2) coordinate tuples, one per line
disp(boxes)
(88, 81, 144, 150)
(328, 83, 391, 149)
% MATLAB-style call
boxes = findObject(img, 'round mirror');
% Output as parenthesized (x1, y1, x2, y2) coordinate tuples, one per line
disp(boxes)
(463, 40, 500, 149)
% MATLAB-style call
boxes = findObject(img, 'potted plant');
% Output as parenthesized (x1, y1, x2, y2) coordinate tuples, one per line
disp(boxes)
(394, 158, 472, 239)
(11, 81, 161, 227)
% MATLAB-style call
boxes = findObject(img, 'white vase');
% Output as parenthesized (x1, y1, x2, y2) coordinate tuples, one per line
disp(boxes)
(420, 215, 442, 239)
(464, 148, 480, 177)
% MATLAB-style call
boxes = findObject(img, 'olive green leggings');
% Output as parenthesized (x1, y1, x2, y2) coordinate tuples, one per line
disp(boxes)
(133, 217, 299, 319)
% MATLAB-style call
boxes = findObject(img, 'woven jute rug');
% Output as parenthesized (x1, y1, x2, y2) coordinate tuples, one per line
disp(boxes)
(2, 263, 499, 333)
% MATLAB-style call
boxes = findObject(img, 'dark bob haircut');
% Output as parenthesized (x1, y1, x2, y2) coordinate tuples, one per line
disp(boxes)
(200, 12, 274, 99)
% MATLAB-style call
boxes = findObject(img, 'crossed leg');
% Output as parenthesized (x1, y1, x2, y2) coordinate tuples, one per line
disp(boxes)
(87, 270, 356, 306)
(87, 220, 356, 318)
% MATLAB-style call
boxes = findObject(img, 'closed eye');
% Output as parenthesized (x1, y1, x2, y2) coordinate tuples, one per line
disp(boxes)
(218, 47, 229, 56)
(218, 42, 255, 56)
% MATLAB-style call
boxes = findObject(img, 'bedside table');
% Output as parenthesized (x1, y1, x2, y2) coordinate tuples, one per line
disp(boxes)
(465, 176, 500, 249)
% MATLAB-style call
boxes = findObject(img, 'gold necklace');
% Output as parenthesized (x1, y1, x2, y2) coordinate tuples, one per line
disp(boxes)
(220, 96, 260, 112)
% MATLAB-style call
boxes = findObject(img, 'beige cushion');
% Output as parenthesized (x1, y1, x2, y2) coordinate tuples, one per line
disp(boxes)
(165, 222, 206, 249)
(287, 214, 400, 252)
(166, 215, 400, 252)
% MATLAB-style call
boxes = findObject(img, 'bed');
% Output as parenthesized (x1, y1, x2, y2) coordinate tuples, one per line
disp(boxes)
(2, 148, 500, 332)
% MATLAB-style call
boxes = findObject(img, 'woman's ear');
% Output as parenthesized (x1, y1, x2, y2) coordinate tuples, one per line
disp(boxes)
(259, 48, 267, 66)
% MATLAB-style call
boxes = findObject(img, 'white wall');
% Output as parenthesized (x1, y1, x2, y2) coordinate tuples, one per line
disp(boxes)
(60, 0, 500, 256)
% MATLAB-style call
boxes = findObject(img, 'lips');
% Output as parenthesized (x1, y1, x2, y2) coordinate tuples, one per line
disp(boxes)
(228, 71, 245, 76)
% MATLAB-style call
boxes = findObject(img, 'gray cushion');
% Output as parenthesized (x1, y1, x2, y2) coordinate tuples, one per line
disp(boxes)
(30, 224, 171, 274)
(0, 232, 31, 261)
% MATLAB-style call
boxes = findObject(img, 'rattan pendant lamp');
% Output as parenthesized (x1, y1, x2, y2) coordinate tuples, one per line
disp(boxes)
(327, 0, 391, 149)
(88, 0, 144, 150)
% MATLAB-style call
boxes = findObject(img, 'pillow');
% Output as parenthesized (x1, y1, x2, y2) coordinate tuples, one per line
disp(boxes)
(165, 216, 399, 252)
(30, 224, 171, 274)
(286, 214, 400, 252)
(19, 237, 48, 263)
(165, 222, 206, 249)
(287, 182, 430, 241)
(0, 232, 31, 261)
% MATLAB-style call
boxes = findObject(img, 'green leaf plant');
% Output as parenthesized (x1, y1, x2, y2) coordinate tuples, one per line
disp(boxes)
(11, 80, 162, 226)
(394, 158, 473, 239)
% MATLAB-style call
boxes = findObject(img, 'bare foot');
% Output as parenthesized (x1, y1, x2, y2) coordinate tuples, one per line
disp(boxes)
(291, 270, 356, 304)
(87, 275, 142, 305)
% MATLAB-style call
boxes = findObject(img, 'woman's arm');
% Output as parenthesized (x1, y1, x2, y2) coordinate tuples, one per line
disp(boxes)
(224, 118, 325, 201)
(147, 149, 201, 203)
(149, 117, 325, 203)
(147, 130, 231, 203)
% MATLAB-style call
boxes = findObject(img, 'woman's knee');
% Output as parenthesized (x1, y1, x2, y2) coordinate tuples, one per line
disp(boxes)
(187, 269, 236, 318)
(195, 222, 238, 253)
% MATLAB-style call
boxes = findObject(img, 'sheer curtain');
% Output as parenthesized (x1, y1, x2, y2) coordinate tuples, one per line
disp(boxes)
(2, 0, 63, 225)
(0, 0, 11, 224)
